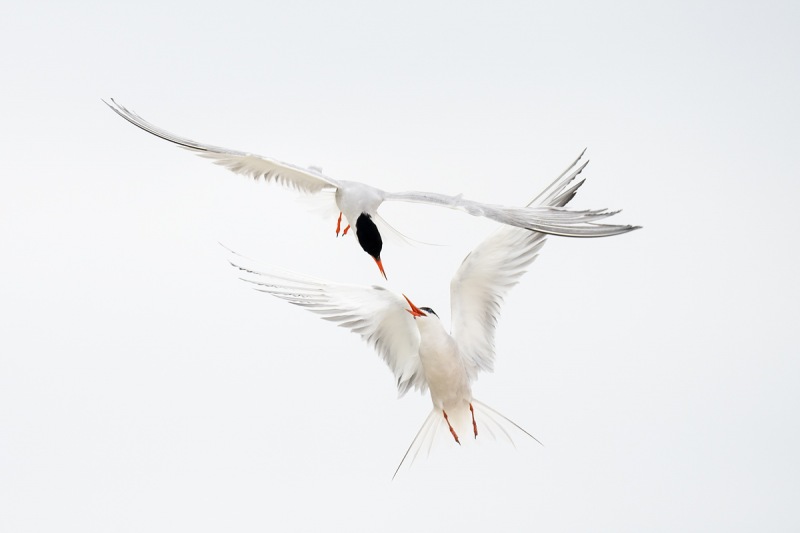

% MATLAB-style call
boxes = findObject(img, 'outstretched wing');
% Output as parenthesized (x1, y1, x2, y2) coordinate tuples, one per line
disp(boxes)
(383, 156, 638, 238)
(104, 99, 340, 194)
(229, 254, 426, 396)
(449, 151, 592, 378)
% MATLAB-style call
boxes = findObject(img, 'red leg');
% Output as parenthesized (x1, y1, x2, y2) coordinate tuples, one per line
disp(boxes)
(442, 410, 460, 445)
(469, 403, 478, 438)
(335, 212, 343, 237)
(342, 224, 350, 236)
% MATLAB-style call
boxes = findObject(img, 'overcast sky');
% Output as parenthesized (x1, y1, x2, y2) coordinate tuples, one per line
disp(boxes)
(2, 1, 799, 531)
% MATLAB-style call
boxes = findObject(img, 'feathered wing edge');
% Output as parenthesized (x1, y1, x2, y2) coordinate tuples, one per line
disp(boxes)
(530, 148, 589, 208)
(449, 150, 592, 379)
(392, 399, 542, 480)
(224, 247, 428, 396)
(104, 99, 340, 195)
(383, 149, 639, 238)
(385, 192, 637, 237)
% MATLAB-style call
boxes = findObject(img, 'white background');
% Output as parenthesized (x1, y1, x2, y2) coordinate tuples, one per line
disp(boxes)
(2, 1, 798, 531)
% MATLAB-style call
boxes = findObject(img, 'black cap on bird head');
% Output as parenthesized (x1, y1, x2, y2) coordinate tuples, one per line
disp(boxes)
(355, 213, 385, 279)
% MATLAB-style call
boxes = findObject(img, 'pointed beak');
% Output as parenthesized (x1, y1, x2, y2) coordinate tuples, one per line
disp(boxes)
(374, 257, 387, 280)
(403, 294, 426, 317)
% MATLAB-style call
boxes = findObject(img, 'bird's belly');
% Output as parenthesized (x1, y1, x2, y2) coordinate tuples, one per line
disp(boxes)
(420, 351, 471, 411)
(335, 181, 384, 224)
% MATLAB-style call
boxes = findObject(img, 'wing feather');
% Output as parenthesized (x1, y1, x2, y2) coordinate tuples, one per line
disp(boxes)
(228, 255, 426, 395)
(105, 99, 340, 194)
(383, 154, 638, 238)
(450, 152, 592, 378)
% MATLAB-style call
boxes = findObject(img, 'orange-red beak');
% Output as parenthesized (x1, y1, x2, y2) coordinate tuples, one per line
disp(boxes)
(403, 294, 427, 317)
(374, 257, 387, 280)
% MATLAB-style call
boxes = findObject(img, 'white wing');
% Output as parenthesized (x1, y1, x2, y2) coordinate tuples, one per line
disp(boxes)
(105, 99, 340, 194)
(229, 255, 427, 396)
(383, 159, 639, 238)
(450, 151, 591, 378)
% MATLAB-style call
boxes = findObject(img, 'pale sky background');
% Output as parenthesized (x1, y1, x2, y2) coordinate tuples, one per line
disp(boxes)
(2, 1, 799, 531)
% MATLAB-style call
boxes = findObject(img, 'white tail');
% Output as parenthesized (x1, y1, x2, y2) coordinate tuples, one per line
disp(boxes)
(392, 399, 542, 479)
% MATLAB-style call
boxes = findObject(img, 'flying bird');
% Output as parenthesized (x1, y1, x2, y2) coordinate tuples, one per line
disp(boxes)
(105, 99, 639, 278)
(229, 152, 629, 476)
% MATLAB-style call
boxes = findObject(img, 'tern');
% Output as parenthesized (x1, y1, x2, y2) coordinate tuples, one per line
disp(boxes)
(229, 152, 634, 476)
(105, 99, 639, 278)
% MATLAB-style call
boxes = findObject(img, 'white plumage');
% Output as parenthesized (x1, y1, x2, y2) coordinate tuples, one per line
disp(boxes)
(105, 99, 639, 279)
(229, 152, 605, 476)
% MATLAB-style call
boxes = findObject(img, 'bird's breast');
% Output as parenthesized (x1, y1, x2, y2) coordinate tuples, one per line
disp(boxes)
(418, 333, 471, 409)
(336, 181, 385, 224)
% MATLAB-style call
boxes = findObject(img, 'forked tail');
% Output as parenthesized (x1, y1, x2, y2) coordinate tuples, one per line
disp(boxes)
(391, 400, 543, 479)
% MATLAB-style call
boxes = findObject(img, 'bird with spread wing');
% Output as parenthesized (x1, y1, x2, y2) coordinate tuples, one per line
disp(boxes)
(106, 99, 639, 279)
(229, 151, 620, 476)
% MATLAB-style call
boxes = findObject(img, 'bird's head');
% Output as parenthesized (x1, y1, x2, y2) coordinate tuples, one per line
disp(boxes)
(403, 294, 439, 321)
(355, 213, 386, 279)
